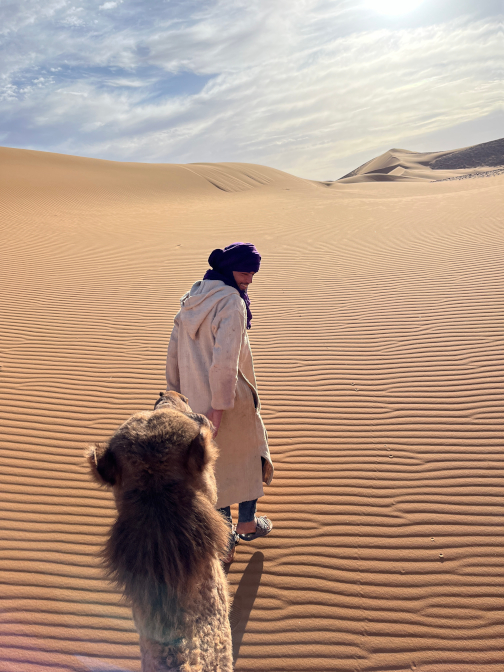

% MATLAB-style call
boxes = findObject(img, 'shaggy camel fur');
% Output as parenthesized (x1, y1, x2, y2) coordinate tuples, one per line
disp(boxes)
(86, 391, 233, 672)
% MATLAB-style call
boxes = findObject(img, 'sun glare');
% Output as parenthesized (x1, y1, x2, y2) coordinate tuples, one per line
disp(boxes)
(365, 0, 425, 15)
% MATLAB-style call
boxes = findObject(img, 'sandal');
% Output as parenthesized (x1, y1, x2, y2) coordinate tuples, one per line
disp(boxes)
(238, 516, 273, 541)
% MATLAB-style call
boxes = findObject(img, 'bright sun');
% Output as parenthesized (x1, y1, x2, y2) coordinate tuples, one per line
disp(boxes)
(365, 0, 425, 15)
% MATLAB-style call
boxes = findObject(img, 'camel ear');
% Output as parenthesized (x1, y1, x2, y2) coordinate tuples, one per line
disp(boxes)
(86, 443, 118, 486)
(184, 431, 208, 475)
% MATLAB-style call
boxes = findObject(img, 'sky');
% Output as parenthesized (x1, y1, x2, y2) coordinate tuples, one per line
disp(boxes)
(0, 0, 502, 179)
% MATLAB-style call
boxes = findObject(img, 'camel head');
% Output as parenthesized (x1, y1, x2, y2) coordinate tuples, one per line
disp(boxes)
(87, 403, 217, 504)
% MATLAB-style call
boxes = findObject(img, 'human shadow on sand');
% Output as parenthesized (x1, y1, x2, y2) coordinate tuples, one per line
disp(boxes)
(230, 551, 264, 663)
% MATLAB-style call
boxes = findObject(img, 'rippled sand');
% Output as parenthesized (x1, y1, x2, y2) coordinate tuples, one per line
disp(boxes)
(1, 147, 503, 671)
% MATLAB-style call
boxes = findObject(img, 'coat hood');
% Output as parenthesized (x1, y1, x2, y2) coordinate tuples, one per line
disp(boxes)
(179, 280, 240, 339)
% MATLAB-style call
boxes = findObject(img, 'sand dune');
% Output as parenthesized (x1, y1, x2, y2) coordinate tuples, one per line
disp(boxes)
(337, 137, 504, 183)
(1, 146, 504, 671)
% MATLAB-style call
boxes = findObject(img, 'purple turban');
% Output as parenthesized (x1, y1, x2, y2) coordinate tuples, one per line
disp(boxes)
(208, 242, 261, 273)
(203, 242, 261, 329)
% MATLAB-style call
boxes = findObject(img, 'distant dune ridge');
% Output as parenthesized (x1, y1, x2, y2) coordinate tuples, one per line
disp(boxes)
(0, 143, 503, 672)
(0, 146, 304, 200)
(338, 137, 504, 183)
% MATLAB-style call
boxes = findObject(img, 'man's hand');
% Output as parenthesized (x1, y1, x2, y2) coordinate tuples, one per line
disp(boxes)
(206, 408, 224, 438)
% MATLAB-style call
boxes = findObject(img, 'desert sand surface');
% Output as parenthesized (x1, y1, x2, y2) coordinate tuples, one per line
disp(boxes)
(1, 145, 504, 672)
(337, 137, 504, 183)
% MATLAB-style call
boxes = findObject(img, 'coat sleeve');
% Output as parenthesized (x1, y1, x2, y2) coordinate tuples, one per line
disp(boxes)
(209, 303, 246, 410)
(165, 312, 181, 393)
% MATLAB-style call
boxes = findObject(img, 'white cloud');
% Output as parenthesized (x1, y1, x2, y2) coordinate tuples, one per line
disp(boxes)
(365, 0, 425, 16)
(99, 1, 121, 10)
(60, 6, 86, 28)
(0, 0, 501, 178)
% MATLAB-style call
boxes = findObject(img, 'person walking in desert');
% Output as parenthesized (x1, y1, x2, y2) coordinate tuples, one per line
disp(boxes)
(165, 242, 274, 563)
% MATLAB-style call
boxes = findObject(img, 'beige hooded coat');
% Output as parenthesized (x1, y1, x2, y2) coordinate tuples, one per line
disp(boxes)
(165, 279, 273, 509)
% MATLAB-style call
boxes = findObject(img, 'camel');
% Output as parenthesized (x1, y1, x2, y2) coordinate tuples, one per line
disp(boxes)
(86, 391, 233, 672)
